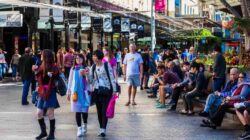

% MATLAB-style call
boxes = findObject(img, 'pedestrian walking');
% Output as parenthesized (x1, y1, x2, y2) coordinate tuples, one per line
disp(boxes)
(10, 49, 21, 81)
(67, 54, 90, 137)
(33, 49, 60, 140)
(17, 47, 35, 105)
(102, 47, 117, 79)
(123, 44, 143, 106)
(64, 48, 74, 79)
(0, 48, 7, 81)
(88, 50, 117, 137)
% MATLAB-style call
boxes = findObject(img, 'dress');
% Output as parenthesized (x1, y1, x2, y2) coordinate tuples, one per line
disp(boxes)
(35, 65, 60, 109)
(67, 66, 90, 113)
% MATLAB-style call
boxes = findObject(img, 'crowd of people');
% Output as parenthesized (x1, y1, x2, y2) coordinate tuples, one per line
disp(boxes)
(0, 43, 250, 139)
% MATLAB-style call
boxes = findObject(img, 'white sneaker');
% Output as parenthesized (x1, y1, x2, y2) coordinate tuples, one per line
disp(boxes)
(82, 123, 87, 134)
(97, 128, 102, 136)
(98, 128, 106, 137)
(77, 127, 82, 137)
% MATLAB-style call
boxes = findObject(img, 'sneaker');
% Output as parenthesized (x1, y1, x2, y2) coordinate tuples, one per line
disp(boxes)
(77, 127, 82, 137)
(166, 100, 175, 107)
(167, 106, 176, 111)
(239, 131, 250, 140)
(82, 124, 87, 134)
(144, 87, 150, 89)
(156, 104, 166, 109)
(148, 95, 157, 98)
(140, 86, 144, 90)
(199, 111, 209, 117)
(22, 101, 29, 106)
(98, 129, 106, 137)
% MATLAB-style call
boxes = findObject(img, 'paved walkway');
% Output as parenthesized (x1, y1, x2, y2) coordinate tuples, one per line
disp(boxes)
(0, 80, 243, 140)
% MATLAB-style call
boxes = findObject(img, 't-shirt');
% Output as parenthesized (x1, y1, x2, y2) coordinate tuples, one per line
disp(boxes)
(0, 53, 5, 63)
(163, 70, 181, 84)
(123, 53, 143, 77)
(116, 52, 122, 63)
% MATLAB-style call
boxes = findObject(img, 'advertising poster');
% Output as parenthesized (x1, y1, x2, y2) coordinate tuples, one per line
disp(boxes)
(38, 0, 50, 29)
(103, 13, 112, 32)
(121, 18, 130, 32)
(137, 24, 144, 38)
(0, 13, 23, 27)
(81, 6, 91, 30)
(92, 17, 103, 32)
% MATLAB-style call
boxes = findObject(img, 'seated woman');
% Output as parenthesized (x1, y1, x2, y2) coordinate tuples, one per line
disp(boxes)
(180, 62, 207, 115)
(147, 65, 165, 98)
(201, 72, 250, 129)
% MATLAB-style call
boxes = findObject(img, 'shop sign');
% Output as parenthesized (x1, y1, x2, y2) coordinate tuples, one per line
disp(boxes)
(0, 13, 23, 27)
(103, 13, 112, 32)
(121, 18, 130, 32)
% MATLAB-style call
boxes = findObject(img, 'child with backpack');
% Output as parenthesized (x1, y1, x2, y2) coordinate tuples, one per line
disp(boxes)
(67, 54, 90, 137)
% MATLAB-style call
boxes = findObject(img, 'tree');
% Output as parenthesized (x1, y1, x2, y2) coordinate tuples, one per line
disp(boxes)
(220, 0, 250, 51)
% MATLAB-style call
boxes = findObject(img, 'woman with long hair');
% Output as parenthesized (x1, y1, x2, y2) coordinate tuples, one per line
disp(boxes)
(102, 47, 117, 79)
(33, 49, 60, 140)
(67, 54, 90, 137)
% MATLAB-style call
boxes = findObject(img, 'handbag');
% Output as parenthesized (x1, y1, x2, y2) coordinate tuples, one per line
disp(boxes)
(72, 92, 78, 102)
(106, 95, 119, 118)
(8, 66, 12, 74)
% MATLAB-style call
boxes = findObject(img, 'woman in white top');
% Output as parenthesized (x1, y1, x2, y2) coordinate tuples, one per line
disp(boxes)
(87, 50, 117, 137)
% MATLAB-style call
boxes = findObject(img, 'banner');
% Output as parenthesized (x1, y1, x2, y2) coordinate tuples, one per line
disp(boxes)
(53, 0, 63, 23)
(81, 6, 91, 30)
(39, 0, 50, 22)
(0, 13, 23, 27)
(155, 0, 166, 13)
(121, 18, 130, 32)
(103, 13, 112, 32)
(92, 17, 103, 32)
(113, 17, 121, 32)
(68, 2, 77, 24)
(137, 24, 144, 38)
(130, 21, 137, 33)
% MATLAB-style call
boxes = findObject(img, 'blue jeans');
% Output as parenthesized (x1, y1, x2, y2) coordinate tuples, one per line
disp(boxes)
(12, 64, 17, 77)
(213, 78, 226, 92)
(204, 94, 223, 115)
(0, 63, 3, 80)
(22, 79, 32, 104)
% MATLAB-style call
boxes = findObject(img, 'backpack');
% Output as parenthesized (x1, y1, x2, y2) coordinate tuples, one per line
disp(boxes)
(92, 62, 121, 94)
(55, 73, 67, 96)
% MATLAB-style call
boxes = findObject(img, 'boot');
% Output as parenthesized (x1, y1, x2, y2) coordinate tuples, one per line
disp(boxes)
(47, 119, 55, 140)
(36, 118, 47, 140)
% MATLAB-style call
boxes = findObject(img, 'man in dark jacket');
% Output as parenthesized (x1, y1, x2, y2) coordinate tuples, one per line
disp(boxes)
(17, 47, 35, 105)
(212, 44, 226, 92)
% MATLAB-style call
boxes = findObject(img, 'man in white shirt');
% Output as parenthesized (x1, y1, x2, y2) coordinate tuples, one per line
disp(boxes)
(123, 44, 143, 106)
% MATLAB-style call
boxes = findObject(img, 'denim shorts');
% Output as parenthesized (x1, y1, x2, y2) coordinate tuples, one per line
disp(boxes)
(127, 75, 140, 87)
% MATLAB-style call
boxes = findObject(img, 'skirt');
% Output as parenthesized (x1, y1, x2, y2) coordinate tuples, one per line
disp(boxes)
(36, 88, 60, 109)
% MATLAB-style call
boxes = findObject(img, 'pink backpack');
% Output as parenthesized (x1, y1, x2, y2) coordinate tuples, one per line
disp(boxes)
(106, 95, 119, 119)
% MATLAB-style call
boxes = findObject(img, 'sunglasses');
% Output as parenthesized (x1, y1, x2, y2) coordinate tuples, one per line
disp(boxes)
(239, 76, 245, 79)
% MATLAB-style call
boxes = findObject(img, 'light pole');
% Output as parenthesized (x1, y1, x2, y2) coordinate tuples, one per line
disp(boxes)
(151, 0, 156, 51)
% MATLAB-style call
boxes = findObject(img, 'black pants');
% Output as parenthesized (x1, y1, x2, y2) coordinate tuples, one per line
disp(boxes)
(210, 103, 232, 126)
(95, 94, 112, 129)
(171, 86, 184, 106)
(140, 72, 149, 88)
(64, 66, 71, 79)
(75, 112, 88, 127)
(183, 90, 204, 111)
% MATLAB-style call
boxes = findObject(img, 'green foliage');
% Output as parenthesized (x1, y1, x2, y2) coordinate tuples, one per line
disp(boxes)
(235, 17, 250, 32)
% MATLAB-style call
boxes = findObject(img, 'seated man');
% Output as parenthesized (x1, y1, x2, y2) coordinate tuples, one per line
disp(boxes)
(180, 62, 207, 115)
(155, 61, 181, 109)
(199, 68, 239, 117)
(147, 65, 165, 98)
(166, 62, 196, 111)
(201, 72, 250, 129)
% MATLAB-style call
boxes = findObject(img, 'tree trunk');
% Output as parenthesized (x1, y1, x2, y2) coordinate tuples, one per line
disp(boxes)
(245, 31, 250, 52)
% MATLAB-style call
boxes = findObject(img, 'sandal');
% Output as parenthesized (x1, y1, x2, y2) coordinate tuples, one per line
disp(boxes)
(132, 102, 137, 106)
(125, 101, 130, 106)
(132, 101, 137, 105)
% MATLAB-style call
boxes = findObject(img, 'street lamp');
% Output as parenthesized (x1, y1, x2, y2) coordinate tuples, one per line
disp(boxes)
(151, 0, 156, 51)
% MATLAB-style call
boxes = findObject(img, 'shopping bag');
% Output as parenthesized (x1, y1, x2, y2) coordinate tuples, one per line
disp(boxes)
(8, 66, 12, 74)
(106, 95, 118, 119)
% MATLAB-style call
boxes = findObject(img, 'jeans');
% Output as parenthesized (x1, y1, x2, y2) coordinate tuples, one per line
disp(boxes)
(22, 79, 32, 104)
(213, 78, 226, 92)
(12, 64, 17, 77)
(204, 94, 223, 115)
(31, 75, 37, 93)
(170, 86, 184, 107)
(141, 72, 150, 88)
(183, 90, 204, 111)
(0, 63, 3, 80)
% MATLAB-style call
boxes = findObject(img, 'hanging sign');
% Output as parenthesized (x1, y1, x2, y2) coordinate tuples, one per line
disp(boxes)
(103, 13, 112, 32)
(92, 17, 103, 32)
(53, 0, 64, 23)
(113, 17, 121, 32)
(130, 21, 137, 33)
(121, 18, 130, 32)
(137, 24, 144, 38)
(81, 6, 91, 30)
